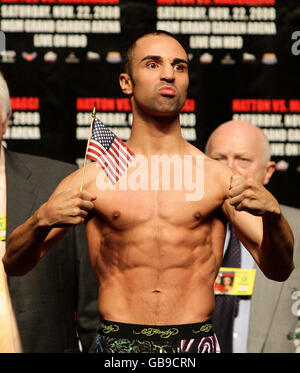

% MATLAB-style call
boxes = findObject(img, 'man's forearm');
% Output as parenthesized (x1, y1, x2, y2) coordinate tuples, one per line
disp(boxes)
(260, 210, 294, 281)
(3, 209, 52, 276)
(3, 188, 96, 276)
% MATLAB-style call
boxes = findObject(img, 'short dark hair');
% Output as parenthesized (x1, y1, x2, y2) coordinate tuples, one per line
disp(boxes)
(122, 30, 186, 79)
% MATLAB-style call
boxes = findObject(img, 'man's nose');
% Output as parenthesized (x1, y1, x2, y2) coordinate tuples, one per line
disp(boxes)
(160, 63, 175, 82)
(225, 158, 234, 168)
(226, 158, 234, 169)
(227, 159, 243, 174)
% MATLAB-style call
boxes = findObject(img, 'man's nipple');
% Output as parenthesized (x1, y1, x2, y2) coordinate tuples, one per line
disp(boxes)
(193, 211, 202, 221)
(112, 210, 121, 220)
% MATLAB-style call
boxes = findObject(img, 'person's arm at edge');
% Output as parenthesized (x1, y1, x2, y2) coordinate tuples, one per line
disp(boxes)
(3, 174, 96, 276)
(221, 168, 294, 282)
(3, 214, 68, 276)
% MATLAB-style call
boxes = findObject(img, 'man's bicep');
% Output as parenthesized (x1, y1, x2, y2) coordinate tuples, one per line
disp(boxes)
(50, 168, 81, 197)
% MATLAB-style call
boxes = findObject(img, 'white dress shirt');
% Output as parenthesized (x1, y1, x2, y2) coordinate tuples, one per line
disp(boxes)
(223, 224, 255, 353)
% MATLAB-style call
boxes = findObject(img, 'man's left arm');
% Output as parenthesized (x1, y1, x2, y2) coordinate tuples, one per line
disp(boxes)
(222, 173, 294, 281)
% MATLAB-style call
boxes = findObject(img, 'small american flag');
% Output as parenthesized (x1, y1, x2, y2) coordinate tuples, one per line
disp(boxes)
(86, 117, 135, 184)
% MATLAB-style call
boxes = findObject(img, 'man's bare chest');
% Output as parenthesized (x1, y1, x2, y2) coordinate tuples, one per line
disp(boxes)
(88, 185, 223, 231)
(84, 155, 225, 229)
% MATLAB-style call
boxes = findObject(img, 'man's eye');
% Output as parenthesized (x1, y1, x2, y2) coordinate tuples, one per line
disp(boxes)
(237, 158, 251, 167)
(147, 62, 157, 69)
(212, 156, 224, 161)
(174, 64, 185, 71)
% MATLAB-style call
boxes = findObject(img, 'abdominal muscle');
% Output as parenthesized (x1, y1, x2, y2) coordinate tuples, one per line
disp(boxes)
(98, 265, 217, 325)
(90, 220, 224, 326)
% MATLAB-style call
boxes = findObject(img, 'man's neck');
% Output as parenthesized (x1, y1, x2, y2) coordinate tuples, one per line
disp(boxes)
(127, 115, 186, 156)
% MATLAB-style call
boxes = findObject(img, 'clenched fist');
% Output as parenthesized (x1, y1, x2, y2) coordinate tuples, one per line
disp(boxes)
(229, 174, 280, 216)
(36, 189, 96, 227)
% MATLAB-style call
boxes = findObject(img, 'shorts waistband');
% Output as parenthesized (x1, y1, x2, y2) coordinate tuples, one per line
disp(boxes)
(98, 319, 214, 341)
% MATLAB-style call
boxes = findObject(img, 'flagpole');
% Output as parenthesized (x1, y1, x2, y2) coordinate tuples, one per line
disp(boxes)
(80, 106, 96, 192)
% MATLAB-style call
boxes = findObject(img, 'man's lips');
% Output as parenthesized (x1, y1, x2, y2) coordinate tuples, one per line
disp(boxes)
(158, 86, 176, 96)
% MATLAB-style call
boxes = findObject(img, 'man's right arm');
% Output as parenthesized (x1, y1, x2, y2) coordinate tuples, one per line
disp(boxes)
(3, 187, 96, 276)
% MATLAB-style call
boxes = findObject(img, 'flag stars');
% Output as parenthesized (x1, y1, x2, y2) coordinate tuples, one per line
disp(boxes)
(86, 116, 135, 185)
(92, 118, 115, 151)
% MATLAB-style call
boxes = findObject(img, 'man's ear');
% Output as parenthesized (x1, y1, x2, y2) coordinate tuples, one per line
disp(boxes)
(263, 161, 276, 185)
(119, 73, 133, 96)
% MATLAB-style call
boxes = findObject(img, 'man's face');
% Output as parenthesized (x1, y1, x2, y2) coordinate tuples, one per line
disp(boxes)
(206, 125, 275, 185)
(123, 34, 189, 118)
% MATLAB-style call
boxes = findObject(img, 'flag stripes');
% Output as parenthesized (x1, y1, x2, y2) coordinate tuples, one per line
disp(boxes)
(86, 117, 135, 184)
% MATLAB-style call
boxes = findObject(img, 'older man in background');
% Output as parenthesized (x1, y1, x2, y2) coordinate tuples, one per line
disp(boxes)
(206, 120, 300, 353)
(0, 71, 99, 352)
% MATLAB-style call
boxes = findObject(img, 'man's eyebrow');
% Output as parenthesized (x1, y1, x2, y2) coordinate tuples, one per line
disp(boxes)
(140, 55, 163, 63)
(172, 57, 189, 66)
(210, 152, 223, 156)
(140, 55, 189, 65)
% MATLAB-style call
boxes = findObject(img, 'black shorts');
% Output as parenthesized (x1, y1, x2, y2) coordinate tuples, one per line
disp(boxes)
(94, 319, 220, 353)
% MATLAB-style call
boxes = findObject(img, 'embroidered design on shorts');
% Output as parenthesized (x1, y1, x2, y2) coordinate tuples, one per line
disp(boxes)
(132, 327, 179, 339)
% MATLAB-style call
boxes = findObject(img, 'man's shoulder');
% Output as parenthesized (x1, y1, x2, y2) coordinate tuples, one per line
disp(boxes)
(6, 149, 76, 169)
(186, 143, 232, 174)
(5, 149, 78, 181)
(188, 146, 233, 204)
(202, 152, 233, 187)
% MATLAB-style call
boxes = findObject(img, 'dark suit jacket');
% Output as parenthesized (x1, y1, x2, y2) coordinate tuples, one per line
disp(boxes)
(212, 204, 300, 352)
(4, 149, 99, 353)
(248, 204, 300, 352)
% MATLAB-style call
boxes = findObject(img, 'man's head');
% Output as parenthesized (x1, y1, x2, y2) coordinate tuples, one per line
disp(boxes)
(0, 72, 11, 145)
(120, 30, 189, 119)
(122, 30, 185, 80)
(205, 120, 276, 185)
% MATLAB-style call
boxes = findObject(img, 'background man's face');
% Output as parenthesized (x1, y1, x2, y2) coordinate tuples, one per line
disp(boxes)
(129, 34, 189, 118)
(206, 124, 275, 185)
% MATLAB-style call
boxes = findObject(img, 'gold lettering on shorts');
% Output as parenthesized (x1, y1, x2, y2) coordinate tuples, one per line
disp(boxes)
(192, 324, 213, 334)
(133, 327, 179, 339)
(99, 322, 120, 334)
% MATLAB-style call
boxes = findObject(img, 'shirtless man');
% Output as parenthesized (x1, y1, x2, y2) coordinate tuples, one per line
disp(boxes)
(3, 31, 294, 353)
